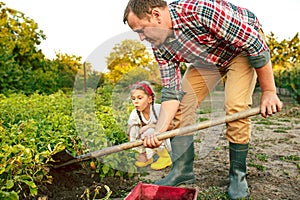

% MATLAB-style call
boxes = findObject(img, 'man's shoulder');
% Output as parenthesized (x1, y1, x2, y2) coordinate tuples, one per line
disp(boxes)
(169, 0, 202, 12)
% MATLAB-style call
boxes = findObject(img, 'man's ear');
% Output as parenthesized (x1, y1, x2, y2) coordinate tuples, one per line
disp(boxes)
(151, 8, 161, 21)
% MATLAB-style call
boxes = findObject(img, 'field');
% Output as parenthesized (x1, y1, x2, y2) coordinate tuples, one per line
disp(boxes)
(28, 92, 300, 199)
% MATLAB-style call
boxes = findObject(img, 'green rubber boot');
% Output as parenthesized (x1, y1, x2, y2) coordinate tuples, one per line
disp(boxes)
(228, 142, 250, 200)
(155, 135, 195, 186)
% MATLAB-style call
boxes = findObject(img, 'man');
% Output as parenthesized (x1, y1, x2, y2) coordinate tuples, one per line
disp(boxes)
(123, 0, 283, 199)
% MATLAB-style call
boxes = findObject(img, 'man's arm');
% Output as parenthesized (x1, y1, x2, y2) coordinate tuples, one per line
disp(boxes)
(155, 100, 179, 132)
(142, 100, 180, 148)
(255, 61, 283, 118)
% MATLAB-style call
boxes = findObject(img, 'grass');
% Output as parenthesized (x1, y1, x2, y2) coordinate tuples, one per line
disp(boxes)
(256, 154, 269, 162)
(255, 126, 264, 131)
(197, 186, 229, 200)
(194, 139, 203, 143)
(249, 160, 267, 171)
(280, 155, 300, 161)
(255, 119, 276, 125)
(273, 129, 289, 133)
(198, 117, 210, 122)
(277, 118, 292, 122)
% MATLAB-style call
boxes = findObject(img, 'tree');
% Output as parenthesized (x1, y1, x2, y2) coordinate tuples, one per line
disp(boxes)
(0, 3, 87, 95)
(267, 32, 300, 70)
(105, 39, 159, 83)
(267, 32, 300, 103)
(0, 2, 47, 94)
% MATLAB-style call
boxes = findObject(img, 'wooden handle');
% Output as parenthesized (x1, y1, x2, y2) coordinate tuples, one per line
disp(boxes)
(53, 107, 260, 168)
(156, 106, 260, 141)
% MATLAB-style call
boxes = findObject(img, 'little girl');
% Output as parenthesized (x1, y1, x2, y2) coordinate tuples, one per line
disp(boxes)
(127, 81, 172, 170)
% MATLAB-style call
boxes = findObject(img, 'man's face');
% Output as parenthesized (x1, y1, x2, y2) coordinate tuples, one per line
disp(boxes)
(127, 11, 170, 47)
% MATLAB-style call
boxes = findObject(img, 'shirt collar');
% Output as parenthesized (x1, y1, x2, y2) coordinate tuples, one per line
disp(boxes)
(166, 4, 183, 43)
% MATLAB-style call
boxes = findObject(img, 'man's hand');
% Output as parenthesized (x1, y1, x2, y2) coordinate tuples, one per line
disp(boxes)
(140, 122, 174, 148)
(142, 134, 163, 148)
(255, 61, 283, 118)
(260, 91, 283, 118)
(140, 125, 163, 148)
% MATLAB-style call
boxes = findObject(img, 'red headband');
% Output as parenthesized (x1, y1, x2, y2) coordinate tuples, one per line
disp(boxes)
(136, 82, 153, 96)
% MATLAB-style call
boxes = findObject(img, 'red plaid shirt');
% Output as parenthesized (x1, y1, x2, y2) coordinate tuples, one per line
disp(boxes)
(153, 0, 270, 98)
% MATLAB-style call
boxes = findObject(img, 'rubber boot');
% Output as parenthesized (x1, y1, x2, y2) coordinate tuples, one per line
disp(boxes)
(228, 142, 249, 200)
(150, 147, 172, 170)
(155, 135, 195, 186)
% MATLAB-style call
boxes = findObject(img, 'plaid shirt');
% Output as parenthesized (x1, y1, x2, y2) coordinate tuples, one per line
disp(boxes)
(153, 0, 270, 101)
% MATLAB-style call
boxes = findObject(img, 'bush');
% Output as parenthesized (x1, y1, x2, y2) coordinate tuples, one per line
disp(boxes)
(0, 89, 137, 198)
(274, 64, 300, 104)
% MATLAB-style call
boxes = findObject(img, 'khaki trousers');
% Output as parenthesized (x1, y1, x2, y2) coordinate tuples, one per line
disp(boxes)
(173, 53, 257, 144)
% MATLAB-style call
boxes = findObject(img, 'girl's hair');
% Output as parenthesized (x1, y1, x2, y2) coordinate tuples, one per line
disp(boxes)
(130, 81, 158, 126)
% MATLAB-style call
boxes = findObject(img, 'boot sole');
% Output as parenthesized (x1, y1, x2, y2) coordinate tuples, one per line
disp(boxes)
(175, 178, 196, 186)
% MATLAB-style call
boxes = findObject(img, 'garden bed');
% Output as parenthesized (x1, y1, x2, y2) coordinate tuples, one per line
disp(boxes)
(29, 94, 300, 199)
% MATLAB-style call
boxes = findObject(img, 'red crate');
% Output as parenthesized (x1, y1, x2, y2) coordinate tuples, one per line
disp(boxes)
(125, 182, 198, 200)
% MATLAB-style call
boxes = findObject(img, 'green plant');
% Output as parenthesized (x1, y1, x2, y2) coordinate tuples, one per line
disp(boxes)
(0, 89, 138, 198)
(280, 155, 300, 161)
(0, 91, 76, 198)
(197, 186, 229, 200)
(249, 161, 267, 171)
(256, 154, 269, 162)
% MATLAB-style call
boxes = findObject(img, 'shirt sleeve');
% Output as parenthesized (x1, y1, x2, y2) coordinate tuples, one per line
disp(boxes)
(151, 104, 161, 124)
(127, 110, 140, 140)
(152, 48, 186, 102)
(195, 1, 270, 68)
(127, 109, 139, 125)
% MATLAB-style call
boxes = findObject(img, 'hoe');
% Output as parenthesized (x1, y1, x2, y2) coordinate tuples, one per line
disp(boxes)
(50, 107, 261, 169)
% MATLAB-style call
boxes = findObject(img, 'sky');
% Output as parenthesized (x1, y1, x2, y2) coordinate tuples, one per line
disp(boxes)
(2, 0, 300, 70)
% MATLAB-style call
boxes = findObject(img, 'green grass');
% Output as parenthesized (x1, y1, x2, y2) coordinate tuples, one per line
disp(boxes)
(198, 107, 213, 114)
(255, 119, 276, 125)
(280, 155, 300, 161)
(255, 126, 264, 131)
(194, 139, 203, 143)
(249, 161, 267, 171)
(256, 154, 269, 162)
(273, 129, 289, 133)
(198, 117, 209, 122)
(197, 186, 229, 200)
(277, 118, 292, 122)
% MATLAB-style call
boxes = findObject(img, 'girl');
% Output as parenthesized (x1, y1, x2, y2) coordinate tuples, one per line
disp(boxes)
(127, 81, 172, 170)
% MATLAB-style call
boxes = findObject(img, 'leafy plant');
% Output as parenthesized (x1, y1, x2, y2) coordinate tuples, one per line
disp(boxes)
(249, 161, 267, 171)
(256, 154, 269, 162)
(0, 87, 140, 198)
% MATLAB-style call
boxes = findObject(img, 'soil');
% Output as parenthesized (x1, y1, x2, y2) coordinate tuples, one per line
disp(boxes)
(30, 92, 300, 200)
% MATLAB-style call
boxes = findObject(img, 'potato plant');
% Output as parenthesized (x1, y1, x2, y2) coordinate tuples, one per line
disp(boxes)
(0, 89, 137, 199)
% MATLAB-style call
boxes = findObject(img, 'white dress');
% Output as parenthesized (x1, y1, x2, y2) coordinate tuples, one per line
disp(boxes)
(127, 104, 171, 159)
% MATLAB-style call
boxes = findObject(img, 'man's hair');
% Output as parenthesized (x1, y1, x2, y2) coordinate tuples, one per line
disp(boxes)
(123, 0, 168, 24)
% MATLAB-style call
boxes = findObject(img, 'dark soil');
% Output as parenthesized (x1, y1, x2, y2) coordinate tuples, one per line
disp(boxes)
(29, 93, 300, 199)
(28, 164, 139, 200)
